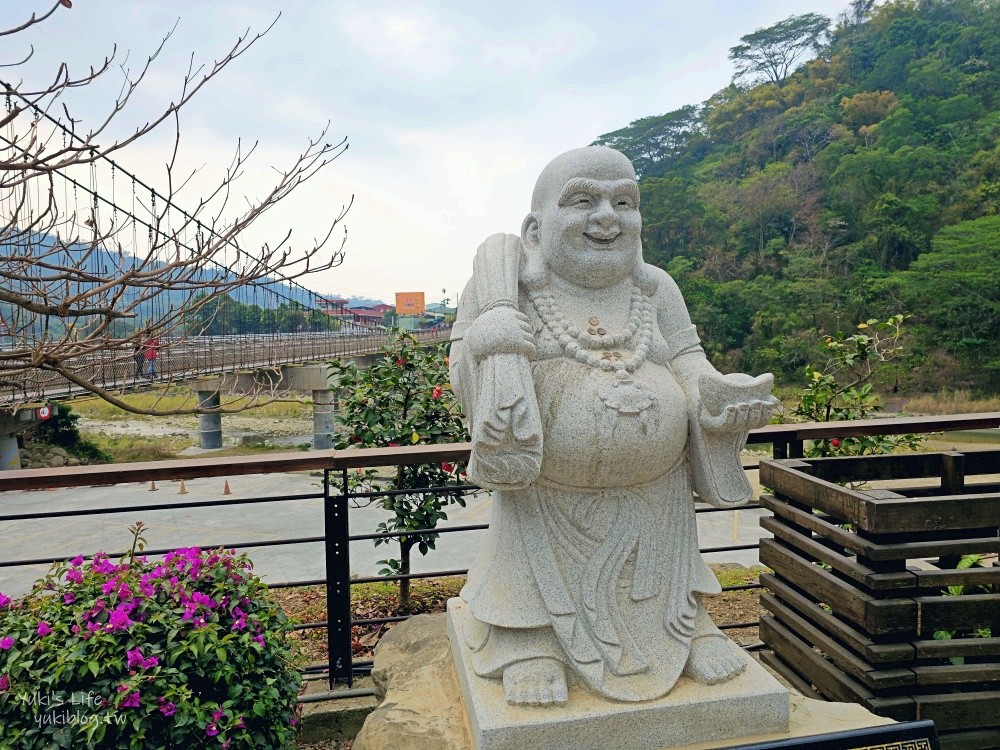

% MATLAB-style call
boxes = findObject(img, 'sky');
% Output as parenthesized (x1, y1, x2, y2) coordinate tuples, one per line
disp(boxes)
(4, 0, 853, 305)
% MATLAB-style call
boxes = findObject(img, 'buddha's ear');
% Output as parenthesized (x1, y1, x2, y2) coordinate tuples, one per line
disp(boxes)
(520, 213, 548, 290)
(520, 212, 541, 250)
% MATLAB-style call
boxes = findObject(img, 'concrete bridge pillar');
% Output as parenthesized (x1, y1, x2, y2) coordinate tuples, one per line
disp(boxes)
(281, 364, 338, 451)
(312, 389, 337, 450)
(1, 410, 42, 470)
(1, 435, 19, 470)
(195, 385, 223, 450)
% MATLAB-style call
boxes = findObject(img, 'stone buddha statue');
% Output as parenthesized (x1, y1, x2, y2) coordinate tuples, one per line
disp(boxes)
(448, 146, 776, 707)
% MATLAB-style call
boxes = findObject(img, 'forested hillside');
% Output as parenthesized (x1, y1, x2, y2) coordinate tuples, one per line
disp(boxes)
(595, 0, 1000, 392)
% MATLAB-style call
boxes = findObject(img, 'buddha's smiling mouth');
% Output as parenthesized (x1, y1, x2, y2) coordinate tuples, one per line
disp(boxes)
(584, 233, 619, 246)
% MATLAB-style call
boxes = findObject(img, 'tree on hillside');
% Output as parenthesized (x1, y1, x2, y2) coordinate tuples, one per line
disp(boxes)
(0, 1, 349, 415)
(591, 106, 706, 180)
(838, 0, 879, 30)
(728, 13, 831, 87)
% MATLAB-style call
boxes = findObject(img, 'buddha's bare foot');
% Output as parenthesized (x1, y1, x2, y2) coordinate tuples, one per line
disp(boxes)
(503, 657, 568, 706)
(683, 635, 746, 685)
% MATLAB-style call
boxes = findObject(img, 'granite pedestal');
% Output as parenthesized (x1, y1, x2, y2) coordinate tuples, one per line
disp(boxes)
(446, 598, 789, 750)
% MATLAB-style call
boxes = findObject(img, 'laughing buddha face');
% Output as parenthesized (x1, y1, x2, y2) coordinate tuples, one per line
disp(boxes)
(522, 146, 642, 289)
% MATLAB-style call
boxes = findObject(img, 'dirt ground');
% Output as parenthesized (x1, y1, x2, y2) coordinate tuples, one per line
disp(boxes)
(79, 413, 312, 442)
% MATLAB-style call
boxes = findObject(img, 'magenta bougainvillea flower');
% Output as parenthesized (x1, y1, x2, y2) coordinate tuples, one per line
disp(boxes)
(121, 691, 141, 708)
(0, 543, 300, 747)
(126, 647, 159, 670)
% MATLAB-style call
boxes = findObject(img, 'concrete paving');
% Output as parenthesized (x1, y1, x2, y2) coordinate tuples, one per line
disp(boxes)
(0, 470, 770, 598)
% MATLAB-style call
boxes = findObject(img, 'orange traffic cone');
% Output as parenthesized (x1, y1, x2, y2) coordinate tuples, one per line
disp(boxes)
(223, 479, 231, 496)
(149, 480, 158, 492)
(178, 479, 188, 495)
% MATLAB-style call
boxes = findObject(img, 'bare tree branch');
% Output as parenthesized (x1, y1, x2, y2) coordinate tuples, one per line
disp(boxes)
(0, 2, 354, 415)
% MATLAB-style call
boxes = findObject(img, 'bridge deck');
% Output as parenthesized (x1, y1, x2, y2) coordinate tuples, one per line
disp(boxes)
(1, 328, 451, 408)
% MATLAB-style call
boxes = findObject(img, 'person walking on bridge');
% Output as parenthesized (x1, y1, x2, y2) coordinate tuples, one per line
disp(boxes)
(132, 339, 145, 379)
(143, 335, 160, 379)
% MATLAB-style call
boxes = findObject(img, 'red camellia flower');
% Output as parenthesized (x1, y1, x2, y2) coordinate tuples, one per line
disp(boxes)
(441, 462, 455, 473)
(431, 385, 443, 400)
(830, 438, 841, 448)
(395, 357, 405, 367)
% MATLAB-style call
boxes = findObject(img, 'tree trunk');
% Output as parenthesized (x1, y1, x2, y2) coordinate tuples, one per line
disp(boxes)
(398, 537, 414, 614)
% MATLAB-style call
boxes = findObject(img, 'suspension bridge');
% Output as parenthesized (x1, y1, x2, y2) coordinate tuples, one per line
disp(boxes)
(1, 83, 451, 412)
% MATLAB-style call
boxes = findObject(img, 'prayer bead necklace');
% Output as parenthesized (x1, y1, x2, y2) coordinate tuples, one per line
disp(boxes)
(529, 286, 654, 376)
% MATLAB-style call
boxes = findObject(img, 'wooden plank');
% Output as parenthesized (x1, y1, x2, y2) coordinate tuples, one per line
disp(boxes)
(761, 540, 866, 626)
(761, 517, 916, 591)
(0, 443, 475, 491)
(809, 454, 945, 483)
(868, 493, 1000, 534)
(913, 567, 1000, 589)
(760, 539, 916, 635)
(915, 637, 1000, 660)
(759, 461, 872, 529)
(760, 616, 874, 705)
(938, 728, 1000, 750)
(758, 650, 823, 700)
(918, 594, 1000, 635)
(749, 414, 1000, 444)
(760, 616, 917, 722)
(903, 482, 1000, 498)
(913, 664, 1000, 687)
(858, 536, 1000, 562)
(941, 452, 966, 495)
(760, 494, 873, 558)
(760, 576, 915, 664)
(917, 692, 1000, 731)
(963, 450, 1000, 476)
(760, 499, 1000, 560)
(762, 593, 915, 690)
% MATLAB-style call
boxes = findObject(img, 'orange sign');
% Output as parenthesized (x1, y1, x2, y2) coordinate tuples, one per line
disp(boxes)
(395, 292, 425, 315)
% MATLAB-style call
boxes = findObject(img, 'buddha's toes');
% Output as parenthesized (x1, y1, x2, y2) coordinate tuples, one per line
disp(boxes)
(683, 635, 747, 686)
(503, 657, 569, 706)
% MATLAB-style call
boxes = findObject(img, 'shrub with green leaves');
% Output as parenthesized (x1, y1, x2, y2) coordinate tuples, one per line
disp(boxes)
(24, 402, 111, 464)
(330, 333, 469, 613)
(0, 531, 301, 749)
(791, 315, 926, 457)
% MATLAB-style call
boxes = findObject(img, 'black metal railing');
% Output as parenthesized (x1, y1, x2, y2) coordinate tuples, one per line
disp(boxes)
(0, 412, 998, 702)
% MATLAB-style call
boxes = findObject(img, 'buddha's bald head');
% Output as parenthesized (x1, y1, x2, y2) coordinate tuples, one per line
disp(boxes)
(522, 146, 645, 290)
(530, 146, 637, 212)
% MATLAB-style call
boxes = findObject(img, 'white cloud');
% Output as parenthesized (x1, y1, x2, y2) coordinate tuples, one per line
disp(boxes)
(333, 6, 459, 79)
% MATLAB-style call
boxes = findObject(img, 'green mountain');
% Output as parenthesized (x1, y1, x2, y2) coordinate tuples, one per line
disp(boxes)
(595, 0, 1000, 392)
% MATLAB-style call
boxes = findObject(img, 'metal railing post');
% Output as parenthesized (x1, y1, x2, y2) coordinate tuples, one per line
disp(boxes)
(324, 468, 354, 688)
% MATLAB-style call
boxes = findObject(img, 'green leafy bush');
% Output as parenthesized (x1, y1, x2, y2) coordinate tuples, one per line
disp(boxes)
(0, 528, 301, 749)
(330, 333, 469, 612)
(25, 403, 111, 463)
(791, 315, 925, 457)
